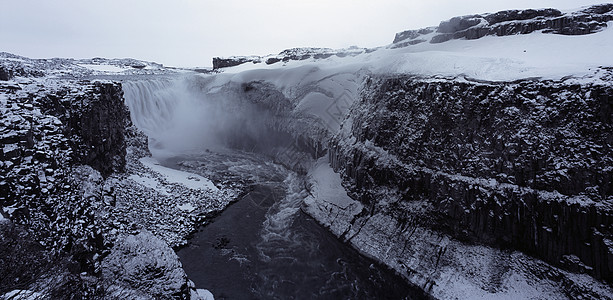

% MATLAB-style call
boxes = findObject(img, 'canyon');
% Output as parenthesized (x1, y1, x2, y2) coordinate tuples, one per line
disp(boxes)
(1, 4, 613, 299)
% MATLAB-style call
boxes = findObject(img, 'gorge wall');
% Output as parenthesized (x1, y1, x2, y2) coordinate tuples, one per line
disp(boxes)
(2, 3, 613, 298)
(327, 76, 613, 282)
(1, 79, 127, 247)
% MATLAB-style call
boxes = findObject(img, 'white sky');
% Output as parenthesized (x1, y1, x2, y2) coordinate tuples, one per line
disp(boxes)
(0, 0, 608, 67)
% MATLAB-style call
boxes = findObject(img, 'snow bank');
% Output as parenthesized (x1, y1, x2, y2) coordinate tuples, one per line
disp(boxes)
(78, 63, 127, 73)
(304, 158, 363, 235)
(220, 21, 613, 83)
(139, 157, 218, 192)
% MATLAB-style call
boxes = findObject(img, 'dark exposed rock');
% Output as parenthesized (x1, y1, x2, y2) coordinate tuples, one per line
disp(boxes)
(212, 56, 260, 69)
(0, 79, 128, 277)
(266, 57, 282, 65)
(32, 81, 128, 177)
(393, 4, 613, 46)
(129, 62, 147, 69)
(437, 15, 483, 33)
(483, 8, 562, 25)
(68, 81, 128, 177)
(0, 63, 43, 80)
(330, 76, 613, 282)
(393, 28, 435, 44)
(0, 66, 10, 81)
(213, 47, 366, 69)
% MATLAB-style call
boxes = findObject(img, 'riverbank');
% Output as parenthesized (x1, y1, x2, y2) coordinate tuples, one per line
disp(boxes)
(174, 152, 427, 299)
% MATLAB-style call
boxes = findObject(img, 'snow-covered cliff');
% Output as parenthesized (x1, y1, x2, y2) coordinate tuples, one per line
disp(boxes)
(188, 4, 613, 298)
(2, 3, 613, 299)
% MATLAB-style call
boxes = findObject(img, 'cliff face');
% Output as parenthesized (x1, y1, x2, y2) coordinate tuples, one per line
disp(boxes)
(0, 79, 127, 265)
(212, 47, 370, 69)
(35, 81, 128, 177)
(1, 75, 204, 298)
(393, 4, 613, 46)
(328, 76, 613, 282)
(66, 82, 128, 177)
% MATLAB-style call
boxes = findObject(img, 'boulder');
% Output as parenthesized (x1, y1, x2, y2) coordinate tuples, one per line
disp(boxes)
(102, 231, 189, 299)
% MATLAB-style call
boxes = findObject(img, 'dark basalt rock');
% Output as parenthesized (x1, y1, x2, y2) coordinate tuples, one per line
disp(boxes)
(393, 28, 435, 44)
(213, 47, 365, 69)
(266, 57, 282, 65)
(330, 76, 613, 282)
(394, 4, 613, 45)
(1, 79, 128, 263)
(67, 81, 128, 177)
(0, 66, 10, 81)
(35, 81, 128, 177)
(483, 8, 563, 25)
(437, 15, 483, 33)
(212, 57, 260, 69)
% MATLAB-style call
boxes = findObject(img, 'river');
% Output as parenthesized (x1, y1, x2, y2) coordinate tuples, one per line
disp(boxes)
(163, 149, 425, 299)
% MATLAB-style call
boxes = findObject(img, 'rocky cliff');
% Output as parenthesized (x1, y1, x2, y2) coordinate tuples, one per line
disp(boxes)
(2, 3, 613, 299)
(393, 4, 613, 46)
(327, 76, 613, 283)
(212, 47, 370, 70)
(0, 78, 126, 249)
(0, 71, 218, 298)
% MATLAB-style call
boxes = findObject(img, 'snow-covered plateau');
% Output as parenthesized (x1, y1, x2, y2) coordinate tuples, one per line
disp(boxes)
(1, 3, 613, 299)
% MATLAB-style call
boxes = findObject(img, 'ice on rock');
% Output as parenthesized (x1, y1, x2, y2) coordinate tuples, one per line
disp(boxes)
(191, 289, 215, 300)
(1, 290, 44, 300)
(102, 231, 188, 297)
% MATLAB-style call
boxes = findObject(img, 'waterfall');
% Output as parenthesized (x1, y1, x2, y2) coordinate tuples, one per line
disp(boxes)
(123, 78, 178, 137)
(123, 76, 220, 156)
(122, 75, 284, 157)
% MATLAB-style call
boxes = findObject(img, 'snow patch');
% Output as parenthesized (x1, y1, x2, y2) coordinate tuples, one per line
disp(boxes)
(191, 289, 215, 300)
(304, 157, 363, 234)
(177, 203, 196, 212)
(139, 157, 218, 192)
(77, 64, 126, 73)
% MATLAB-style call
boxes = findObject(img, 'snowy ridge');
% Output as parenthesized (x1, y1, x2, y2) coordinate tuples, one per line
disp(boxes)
(217, 23, 613, 84)
(0, 52, 202, 79)
(393, 4, 613, 46)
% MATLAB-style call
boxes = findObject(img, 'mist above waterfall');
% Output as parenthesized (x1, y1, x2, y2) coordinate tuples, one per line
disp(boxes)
(123, 75, 287, 157)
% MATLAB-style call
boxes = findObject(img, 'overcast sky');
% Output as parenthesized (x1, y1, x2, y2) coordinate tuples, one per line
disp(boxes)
(0, 0, 608, 67)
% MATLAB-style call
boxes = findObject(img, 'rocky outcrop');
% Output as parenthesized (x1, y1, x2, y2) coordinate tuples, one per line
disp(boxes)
(0, 79, 130, 277)
(212, 56, 261, 69)
(212, 47, 369, 69)
(102, 231, 189, 299)
(0, 59, 44, 81)
(24, 80, 128, 177)
(66, 81, 128, 177)
(393, 4, 613, 45)
(0, 66, 11, 81)
(328, 75, 613, 282)
(0, 52, 178, 78)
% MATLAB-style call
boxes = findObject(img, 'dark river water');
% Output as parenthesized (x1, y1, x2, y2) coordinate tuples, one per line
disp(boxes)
(168, 150, 424, 300)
